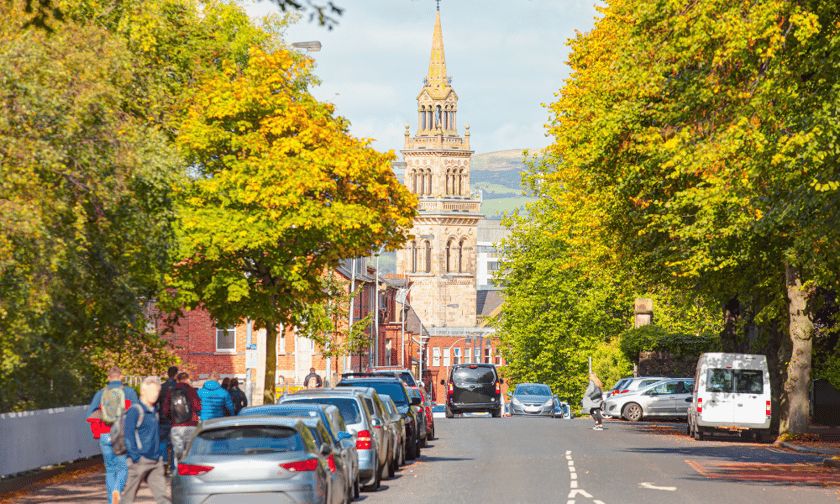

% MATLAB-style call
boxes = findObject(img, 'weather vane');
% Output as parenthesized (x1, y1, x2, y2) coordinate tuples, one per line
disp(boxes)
(436, 0, 440, 11)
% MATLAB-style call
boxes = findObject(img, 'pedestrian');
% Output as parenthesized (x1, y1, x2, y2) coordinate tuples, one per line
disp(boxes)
(228, 378, 247, 415)
(582, 372, 605, 430)
(304, 367, 322, 389)
(163, 372, 201, 468)
(86, 365, 140, 504)
(156, 366, 178, 476)
(120, 376, 171, 504)
(197, 370, 235, 421)
(221, 377, 230, 390)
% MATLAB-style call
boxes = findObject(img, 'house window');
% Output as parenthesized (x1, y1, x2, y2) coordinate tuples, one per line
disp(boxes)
(432, 347, 441, 366)
(484, 346, 492, 363)
(453, 347, 462, 365)
(216, 326, 236, 353)
(464, 347, 472, 363)
(488, 261, 500, 271)
(386, 340, 393, 365)
(443, 348, 450, 367)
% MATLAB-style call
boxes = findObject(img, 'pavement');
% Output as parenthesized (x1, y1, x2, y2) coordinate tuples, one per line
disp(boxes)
(775, 425, 840, 468)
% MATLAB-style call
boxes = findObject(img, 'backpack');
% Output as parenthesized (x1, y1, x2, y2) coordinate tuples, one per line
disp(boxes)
(100, 386, 126, 425)
(230, 388, 246, 415)
(110, 403, 144, 456)
(169, 387, 193, 424)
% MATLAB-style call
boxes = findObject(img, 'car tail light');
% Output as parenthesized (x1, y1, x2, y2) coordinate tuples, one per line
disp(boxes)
(766, 400, 771, 416)
(469, 365, 477, 368)
(697, 398, 702, 413)
(280, 459, 319, 472)
(356, 430, 372, 450)
(620, 390, 629, 394)
(177, 464, 213, 476)
(327, 454, 336, 473)
(495, 382, 500, 394)
(448, 382, 453, 395)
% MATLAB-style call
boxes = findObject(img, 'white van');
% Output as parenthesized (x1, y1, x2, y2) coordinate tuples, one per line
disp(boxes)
(687, 352, 772, 443)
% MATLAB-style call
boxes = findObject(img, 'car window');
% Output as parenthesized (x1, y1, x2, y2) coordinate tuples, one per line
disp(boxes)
(515, 384, 551, 396)
(363, 398, 377, 417)
(452, 366, 496, 384)
(357, 382, 409, 405)
(240, 408, 318, 418)
(307, 426, 323, 445)
(706, 369, 763, 394)
(284, 397, 361, 424)
(189, 426, 303, 455)
(639, 379, 662, 388)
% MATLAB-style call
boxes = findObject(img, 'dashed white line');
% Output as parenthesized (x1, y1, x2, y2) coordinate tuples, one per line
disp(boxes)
(565, 451, 604, 504)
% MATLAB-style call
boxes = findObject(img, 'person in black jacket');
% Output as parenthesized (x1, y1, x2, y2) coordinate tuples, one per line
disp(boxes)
(157, 366, 178, 475)
(304, 368, 322, 389)
(228, 378, 247, 414)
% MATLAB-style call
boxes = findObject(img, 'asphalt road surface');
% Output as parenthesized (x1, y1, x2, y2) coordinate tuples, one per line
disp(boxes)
(363, 416, 840, 504)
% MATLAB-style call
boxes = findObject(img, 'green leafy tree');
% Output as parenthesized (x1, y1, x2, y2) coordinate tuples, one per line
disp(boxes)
(165, 46, 416, 404)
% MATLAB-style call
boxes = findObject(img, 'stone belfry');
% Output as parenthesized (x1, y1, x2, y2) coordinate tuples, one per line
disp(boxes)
(396, 5, 482, 328)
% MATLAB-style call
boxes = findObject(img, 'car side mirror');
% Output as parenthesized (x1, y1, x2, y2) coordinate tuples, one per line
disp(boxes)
(320, 443, 331, 456)
(685, 397, 693, 403)
(337, 431, 353, 441)
(371, 417, 383, 428)
(505, 392, 511, 398)
(391, 413, 402, 423)
(411, 396, 422, 406)
(499, 379, 504, 385)
(440, 379, 445, 386)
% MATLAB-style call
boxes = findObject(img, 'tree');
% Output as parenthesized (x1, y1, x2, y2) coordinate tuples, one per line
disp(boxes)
(0, 2, 180, 410)
(541, 0, 840, 434)
(166, 47, 416, 404)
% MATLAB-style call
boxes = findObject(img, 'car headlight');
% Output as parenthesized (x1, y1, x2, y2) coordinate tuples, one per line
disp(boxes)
(543, 399, 553, 407)
(512, 397, 522, 406)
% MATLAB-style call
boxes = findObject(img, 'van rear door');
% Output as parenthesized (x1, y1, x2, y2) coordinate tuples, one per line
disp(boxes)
(732, 369, 767, 425)
(451, 365, 497, 404)
(703, 368, 737, 424)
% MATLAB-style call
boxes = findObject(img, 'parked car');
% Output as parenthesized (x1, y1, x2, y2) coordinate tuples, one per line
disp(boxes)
(407, 388, 429, 447)
(342, 367, 418, 387)
(378, 394, 406, 472)
(604, 378, 694, 421)
(601, 376, 668, 418)
(508, 383, 554, 417)
(432, 404, 446, 419)
(337, 376, 423, 461)
(171, 416, 333, 504)
(687, 353, 772, 443)
(239, 402, 360, 500)
(441, 363, 503, 418)
(279, 388, 386, 492)
(421, 389, 435, 441)
(297, 416, 352, 504)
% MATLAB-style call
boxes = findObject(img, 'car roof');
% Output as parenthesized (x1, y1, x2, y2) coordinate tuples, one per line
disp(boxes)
(339, 376, 403, 384)
(199, 415, 309, 431)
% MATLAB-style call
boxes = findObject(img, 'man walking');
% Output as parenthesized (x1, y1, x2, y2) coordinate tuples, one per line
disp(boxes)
(157, 366, 178, 475)
(86, 366, 139, 504)
(304, 367, 322, 389)
(163, 372, 201, 467)
(197, 371, 235, 421)
(228, 378, 248, 415)
(121, 376, 171, 504)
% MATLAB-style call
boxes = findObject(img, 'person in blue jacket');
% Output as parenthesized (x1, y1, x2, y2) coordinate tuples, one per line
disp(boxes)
(121, 376, 171, 504)
(197, 370, 235, 421)
(86, 366, 139, 504)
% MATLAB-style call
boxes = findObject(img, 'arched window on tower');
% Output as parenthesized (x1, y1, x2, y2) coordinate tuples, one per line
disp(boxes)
(419, 170, 425, 195)
(435, 105, 442, 128)
(458, 238, 467, 273)
(424, 241, 432, 272)
(446, 238, 455, 272)
(411, 241, 418, 273)
(426, 169, 432, 195)
(427, 109, 432, 130)
(458, 169, 464, 196)
(421, 108, 426, 131)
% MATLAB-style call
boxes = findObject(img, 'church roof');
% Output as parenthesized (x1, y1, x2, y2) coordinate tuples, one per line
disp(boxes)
(426, 10, 451, 100)
(476, 290, 504, 316)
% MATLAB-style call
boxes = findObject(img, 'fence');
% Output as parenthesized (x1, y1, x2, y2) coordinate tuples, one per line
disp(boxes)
(0, 406, 99, 478)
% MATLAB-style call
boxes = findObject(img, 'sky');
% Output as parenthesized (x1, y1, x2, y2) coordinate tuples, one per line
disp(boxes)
(245, 0, 601, 156)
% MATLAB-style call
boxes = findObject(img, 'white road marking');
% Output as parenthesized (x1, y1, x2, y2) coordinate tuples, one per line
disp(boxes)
(571, 480, 578, 488)
(594, 501, 605, 504)
(570, 472, 577, 479)
(640, 482, 677, 491)
(565, 451, 604, 503)
(568, 489, 593, 498)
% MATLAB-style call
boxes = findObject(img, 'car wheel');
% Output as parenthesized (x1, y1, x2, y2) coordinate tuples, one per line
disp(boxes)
(399, 442, 406, 466)
(693, 424, 704, 441)
(353, 476, 360, 499)
(491, 407, 501, 418)
(623, 403, 643, 422)
(406, 434, 417, 460)
(421, 432, 428, 448)
(600, 403, 612, 419)
(686, 422, 691, 436)
(445, 405, 454, 418)
(362, 461, 381, 492)
(429, 425, 435, 441)
(414, 433, 421, 459)
(388, 451, 396, 478)
(345, 478, 353, 504)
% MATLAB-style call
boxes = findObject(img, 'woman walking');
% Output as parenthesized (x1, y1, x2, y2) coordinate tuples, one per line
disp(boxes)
(582, 372, 604, 430)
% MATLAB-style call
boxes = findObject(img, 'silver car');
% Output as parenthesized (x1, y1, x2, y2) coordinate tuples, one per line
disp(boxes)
(280, 388, 387, 492)
(378, 394, 406, 472)
(171, 416, 332, 504)
(321, 404, 361, 500)
(604, 378, 694, 421)
(508, 383, 554, 416)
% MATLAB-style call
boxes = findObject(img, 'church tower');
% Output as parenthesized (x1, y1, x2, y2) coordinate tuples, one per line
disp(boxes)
(396, 6, 482, 328)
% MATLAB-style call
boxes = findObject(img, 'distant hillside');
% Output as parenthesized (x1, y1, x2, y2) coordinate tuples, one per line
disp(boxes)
(470, 149, 539, 217)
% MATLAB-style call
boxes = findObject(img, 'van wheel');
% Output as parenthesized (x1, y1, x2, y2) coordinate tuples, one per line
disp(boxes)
(491, 407, 501, 418)
(686, 422, 691, 436)
(445, 405, 454, 418)
(694, 425, 704, 441)
(623, 403, 643, 422)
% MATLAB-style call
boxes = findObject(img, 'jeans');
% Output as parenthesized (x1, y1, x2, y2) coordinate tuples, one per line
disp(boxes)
(99, 433, 128, 503)
(170, 426, 197, 467)
(159, 424, 173, 471)
(121, 456, 171, 504)
(590, 407, 603, 425)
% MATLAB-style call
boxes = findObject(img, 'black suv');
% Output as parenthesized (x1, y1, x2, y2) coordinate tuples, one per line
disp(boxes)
(441, 364, 503, 418)
(337, 377, 424, 459)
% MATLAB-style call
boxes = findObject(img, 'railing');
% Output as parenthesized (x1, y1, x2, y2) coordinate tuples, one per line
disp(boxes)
(418, 199, 481, 213)
(0, 405, 100, 478)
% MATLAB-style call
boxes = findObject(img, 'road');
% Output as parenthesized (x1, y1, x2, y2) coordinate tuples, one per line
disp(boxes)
(363, 416, 840, 504)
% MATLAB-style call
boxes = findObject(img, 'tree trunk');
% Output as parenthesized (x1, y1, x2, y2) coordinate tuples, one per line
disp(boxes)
(263, 322, 277, 405)
(780, 263, 813, 435)
(720, 297, 740, 353)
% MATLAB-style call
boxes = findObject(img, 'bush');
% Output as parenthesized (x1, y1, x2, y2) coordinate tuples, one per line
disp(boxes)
(620, 325, 718, 363)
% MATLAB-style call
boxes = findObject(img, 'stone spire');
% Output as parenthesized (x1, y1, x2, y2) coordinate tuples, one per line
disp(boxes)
(427, 9, 449, 100)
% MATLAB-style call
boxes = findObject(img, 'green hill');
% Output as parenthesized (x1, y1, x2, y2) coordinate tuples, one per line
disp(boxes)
(471, 149, 539, 217)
